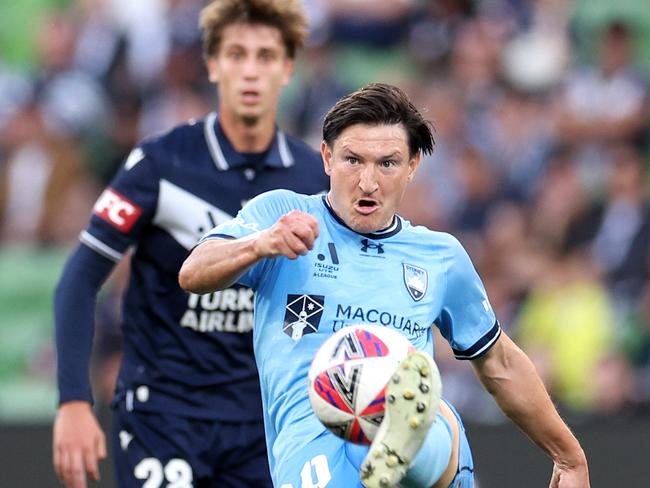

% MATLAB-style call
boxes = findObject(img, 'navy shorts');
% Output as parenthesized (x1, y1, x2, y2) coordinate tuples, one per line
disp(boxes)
(111, 401, 272, 488)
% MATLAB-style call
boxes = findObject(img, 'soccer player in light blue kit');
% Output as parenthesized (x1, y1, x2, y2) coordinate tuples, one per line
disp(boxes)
(179, 84, 591, 488)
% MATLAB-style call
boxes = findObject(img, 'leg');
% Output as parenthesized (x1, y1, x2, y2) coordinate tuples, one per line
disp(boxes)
(442, 402, 475, 488)
(360, 351, 458, 488)
(274, 431, 365, 488)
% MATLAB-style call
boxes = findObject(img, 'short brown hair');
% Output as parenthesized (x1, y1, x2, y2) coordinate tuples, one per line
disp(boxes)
(199, 0, 308, 59)
(323, 83, 435, 157)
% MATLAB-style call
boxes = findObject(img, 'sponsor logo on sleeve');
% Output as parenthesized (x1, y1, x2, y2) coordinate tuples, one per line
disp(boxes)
(93, 188, 143, 232)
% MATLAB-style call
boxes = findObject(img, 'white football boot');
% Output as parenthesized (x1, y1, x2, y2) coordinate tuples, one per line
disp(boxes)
(360, 351, 442, 488)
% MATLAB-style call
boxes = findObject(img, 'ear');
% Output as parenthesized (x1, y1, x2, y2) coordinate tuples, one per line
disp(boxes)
(206, 57, 219, 83)
(281, 58, 294, 87)
(407, 152, 422, 182)
(321, 141, 333, 176)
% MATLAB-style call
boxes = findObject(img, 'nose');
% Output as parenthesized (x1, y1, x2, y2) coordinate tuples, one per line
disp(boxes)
(358, 164, 378, 194)
(242, 56, 259, 79)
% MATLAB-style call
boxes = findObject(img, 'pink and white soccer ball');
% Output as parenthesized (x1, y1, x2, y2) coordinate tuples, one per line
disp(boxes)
(308, 324, 415, 445)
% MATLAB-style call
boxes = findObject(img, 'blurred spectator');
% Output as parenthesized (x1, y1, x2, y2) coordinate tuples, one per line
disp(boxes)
(326, 0, 418, 47)
(281, 45, 349, 148)
(399, 79, 467, 230)
(528, 147, 589, 250)
(468, 86, 555, 203)
(449, 18, 504, 110)
(516, 248, 617, 413)
(592, 353, 636, 416)
(500, 0, 570, 93)
(0, 11, 108, 245)
(407, 0, 474, 69)
(555, 20, 648, 192)
(452, 147, 502, 240)
(566, 145, 650, 316)
(479, 201, 543, 327)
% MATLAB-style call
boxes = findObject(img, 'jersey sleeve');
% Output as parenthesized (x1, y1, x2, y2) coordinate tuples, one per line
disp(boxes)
(199, 189, 299, 289)
(80, 147, 159, 261)
(55, 244, 116, 404)
(436, 237, 500, 360)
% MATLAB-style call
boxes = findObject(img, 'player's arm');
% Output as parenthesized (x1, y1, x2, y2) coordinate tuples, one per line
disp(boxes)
(471, 332, 590, 488)
(53, 244, 114, 488)
(179, 210, 319, 294)
(54, 145, 157, 488)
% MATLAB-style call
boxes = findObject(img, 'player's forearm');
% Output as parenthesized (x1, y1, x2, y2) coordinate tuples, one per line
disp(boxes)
(472, 334, 587, 468)
(179, 235, 261, 294)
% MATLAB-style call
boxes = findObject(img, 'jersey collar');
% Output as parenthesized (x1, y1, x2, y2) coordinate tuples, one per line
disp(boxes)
(322, 195, 402, 239)
(203, 111, 295, 171)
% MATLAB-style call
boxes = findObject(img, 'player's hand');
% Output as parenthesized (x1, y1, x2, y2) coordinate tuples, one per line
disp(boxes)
(255, 210, 319, 259)
(53, 401, 107, 488)
(549, 458, 590, 488)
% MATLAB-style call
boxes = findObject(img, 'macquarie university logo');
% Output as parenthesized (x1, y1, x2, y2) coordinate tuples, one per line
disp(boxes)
(403, 263, 428, 301)
(283, 294, 325, 341)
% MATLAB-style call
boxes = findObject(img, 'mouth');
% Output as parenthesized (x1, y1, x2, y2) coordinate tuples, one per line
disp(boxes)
(354, 198, 379, 215)
(241, 90, 261, 105)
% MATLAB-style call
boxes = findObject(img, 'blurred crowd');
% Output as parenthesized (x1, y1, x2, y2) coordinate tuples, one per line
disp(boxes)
(1, 0, 649, 423)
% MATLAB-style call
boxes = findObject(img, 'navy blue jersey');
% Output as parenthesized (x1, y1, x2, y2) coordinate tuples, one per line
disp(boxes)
(78, 113, 328, 420)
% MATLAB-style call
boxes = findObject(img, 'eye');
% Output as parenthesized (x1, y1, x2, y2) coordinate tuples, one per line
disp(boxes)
(346, 156, 360, 165)
(259, 50, 275, 61)
(227, 49, 244, 60)
(381, 159, 397, 168)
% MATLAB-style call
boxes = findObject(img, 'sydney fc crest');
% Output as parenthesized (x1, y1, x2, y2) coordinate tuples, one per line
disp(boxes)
(283, 294, 325, 341)
(403, 264, 427, 301)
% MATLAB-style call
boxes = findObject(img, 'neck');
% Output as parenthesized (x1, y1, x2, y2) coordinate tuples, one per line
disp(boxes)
(218, 109, 276, 153)
(325, 194, 396, 234)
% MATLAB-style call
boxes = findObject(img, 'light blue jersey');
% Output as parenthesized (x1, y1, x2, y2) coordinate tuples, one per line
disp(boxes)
(203, 189, 499, 487)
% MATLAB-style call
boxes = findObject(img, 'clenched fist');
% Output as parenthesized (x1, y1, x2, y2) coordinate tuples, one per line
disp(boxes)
(255, 210, 320, 260)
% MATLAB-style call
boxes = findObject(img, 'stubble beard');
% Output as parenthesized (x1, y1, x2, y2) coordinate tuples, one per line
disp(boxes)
(241, 115, 259, 127)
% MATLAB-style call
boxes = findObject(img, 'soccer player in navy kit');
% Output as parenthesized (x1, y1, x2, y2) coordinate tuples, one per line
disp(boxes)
(52, 1, 328, 487)
(179, 84, 591, 488)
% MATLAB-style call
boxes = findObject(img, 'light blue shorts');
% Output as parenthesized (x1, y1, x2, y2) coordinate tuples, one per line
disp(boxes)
(273, 400, 474, 488)
(445, 401, 474, 488)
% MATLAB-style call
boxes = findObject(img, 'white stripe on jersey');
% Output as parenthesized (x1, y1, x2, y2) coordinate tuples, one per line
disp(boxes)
(203, 112, 229, 171)
(80, 230, 123, 261)
(153, 179, 234, 250)
(277, 132, 295, 167)
(454, 324, 502, 360)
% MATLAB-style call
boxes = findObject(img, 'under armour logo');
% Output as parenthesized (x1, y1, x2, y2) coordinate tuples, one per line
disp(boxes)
(360, 239, 384, 254)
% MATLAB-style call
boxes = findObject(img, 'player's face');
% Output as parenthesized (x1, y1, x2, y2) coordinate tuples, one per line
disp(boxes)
(207, 22, 293, 125)
(321, 123, 421, 234)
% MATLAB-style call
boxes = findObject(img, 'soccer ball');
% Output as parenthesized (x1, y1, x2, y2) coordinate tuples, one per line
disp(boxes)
(308, 324, 415, 445)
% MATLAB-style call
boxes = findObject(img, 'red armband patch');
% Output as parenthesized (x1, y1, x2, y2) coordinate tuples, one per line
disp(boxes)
(93, 188, 143, 232)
